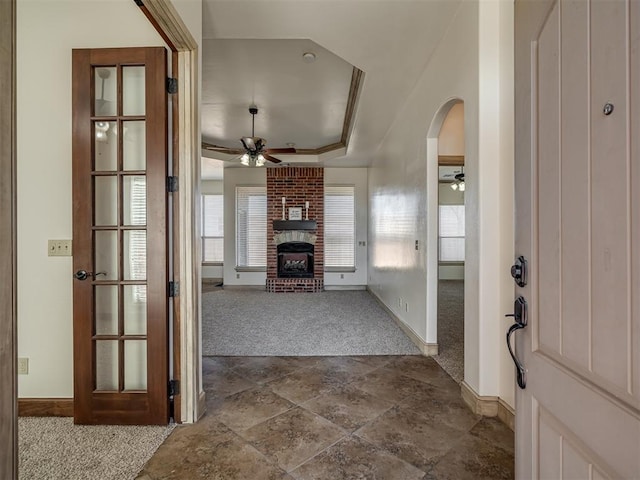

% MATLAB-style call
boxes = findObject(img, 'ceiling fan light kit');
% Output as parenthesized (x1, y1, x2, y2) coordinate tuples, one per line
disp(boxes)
(205, 106, 297, 167)
(450, 169, 466, 191)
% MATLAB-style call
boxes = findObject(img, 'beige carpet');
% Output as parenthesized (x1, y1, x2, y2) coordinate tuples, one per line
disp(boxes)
(202, 290, 421, 356)
(19, 417, 174, 480)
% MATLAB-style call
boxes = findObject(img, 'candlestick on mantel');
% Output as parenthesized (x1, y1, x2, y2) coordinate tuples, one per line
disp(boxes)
(281, 197, 286, 220)
(305, 201, 309, 220)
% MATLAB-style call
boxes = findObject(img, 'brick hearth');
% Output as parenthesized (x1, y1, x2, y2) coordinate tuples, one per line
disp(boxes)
(266, 167, 324, 293)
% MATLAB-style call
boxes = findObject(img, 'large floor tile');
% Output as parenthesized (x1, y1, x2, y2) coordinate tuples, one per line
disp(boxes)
(139, 419, 292, 480)
(210, 386, 295, 431)
(386, 356, 459, 390)
(424, 433, 514, 480)
(241, 407, 347, 472)
(355, 406, 465, 471)
(469, 417, 515, 454)
(230, 357, 306, 384)
(303, 384, 394, 432)
(352, 367, 436, 404)
(266, 368, 343, 404)
(309, 356, 379, 383)
(290, 435, 425, 480)
(202, 368, 256, 401)
(399, 385, 481, 433)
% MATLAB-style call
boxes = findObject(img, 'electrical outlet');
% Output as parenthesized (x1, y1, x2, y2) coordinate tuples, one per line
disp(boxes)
(236, 273, 240, 279)
(48, 239, 72, 256)
(18, 357, 29, 375)
(340, 273, 344, 279)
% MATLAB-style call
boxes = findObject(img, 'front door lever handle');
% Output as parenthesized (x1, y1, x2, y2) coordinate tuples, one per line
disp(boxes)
(74, 270, 107, 281)
(506, 296, 528, 389)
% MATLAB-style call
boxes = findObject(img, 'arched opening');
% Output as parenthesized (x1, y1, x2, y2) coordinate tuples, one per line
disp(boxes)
(426, 99, 465, 383)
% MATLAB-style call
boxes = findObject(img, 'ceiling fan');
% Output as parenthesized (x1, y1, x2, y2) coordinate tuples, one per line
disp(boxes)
(202, 106, 296, 166)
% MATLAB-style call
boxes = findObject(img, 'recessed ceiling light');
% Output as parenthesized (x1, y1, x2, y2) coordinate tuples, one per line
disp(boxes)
(286, 142, 296, 148)
(302, 52, 316, 63)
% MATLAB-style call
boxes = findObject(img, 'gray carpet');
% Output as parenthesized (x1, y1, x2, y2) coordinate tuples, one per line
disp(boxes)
(19, 417, 174, 480)
(202, 290, 421, 356)
(434, 280, 464, 383)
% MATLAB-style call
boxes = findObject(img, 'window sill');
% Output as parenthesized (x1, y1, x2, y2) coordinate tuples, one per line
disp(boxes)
(235, 266, 267, 272)
(325, 267, 357, 273)
(439, 261, 465, 266)
(202, 262, 223, 266)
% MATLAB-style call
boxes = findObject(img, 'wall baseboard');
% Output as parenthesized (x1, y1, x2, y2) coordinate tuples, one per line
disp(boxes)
(197, 390, 207, 422)
(460, 382, 515, 431)
(497, 398, 515, 431)
(367, 288, 438, 356)
(19, 398, 73, 417)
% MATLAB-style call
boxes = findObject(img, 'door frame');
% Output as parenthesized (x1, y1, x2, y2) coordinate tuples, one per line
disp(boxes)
(425, 97, 465, 358)
(134, 0, 202, 424)
(0, 0, 17, 476)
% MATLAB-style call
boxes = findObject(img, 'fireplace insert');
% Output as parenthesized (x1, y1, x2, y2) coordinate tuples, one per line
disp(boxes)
(277, 241, 314, 278)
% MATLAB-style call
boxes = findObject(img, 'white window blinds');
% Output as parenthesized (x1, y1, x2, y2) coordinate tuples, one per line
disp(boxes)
(236, 186, 267, 268)
(324, 185, 355, 268)
(439, 205, 465, 262)
(201, 194, 224, 263)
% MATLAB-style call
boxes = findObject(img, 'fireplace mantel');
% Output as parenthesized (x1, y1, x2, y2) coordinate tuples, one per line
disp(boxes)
(272, 220, 317, 231)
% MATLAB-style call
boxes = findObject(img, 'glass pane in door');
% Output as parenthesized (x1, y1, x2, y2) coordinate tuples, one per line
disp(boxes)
(124, 285, 146, 335)
(124, 340, 147, 390)
(94, 231, 118, 281)
(122, 66, 145, 116)
(94, 67, 117, 116)
(94, 176, 118, 226)
(95, 286, 118, 335)
(123, 176, 146, 226)
(95, 340, 118, 391)
(94, 121, 117, 171)
(123, 230, 146, 280)
(123, 121, 146, 170)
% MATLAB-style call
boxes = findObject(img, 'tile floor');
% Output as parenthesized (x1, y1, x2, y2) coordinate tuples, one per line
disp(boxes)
(137, 355, 514, 480)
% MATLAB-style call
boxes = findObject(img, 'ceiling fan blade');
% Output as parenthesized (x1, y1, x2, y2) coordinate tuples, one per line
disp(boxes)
(263, 153, 282, 164)
(266, 148, 296, 154)
(202, 142, 244, 155)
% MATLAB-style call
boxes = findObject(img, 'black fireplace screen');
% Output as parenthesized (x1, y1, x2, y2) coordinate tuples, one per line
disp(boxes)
(277, 242, 314, 278)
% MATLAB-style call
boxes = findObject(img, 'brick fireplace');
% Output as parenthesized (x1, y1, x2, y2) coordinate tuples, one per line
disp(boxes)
(266, 167, 324, 293)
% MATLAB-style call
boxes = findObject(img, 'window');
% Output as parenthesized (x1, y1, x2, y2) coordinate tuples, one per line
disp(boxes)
(324, 185, 355, 269)
(439, 205, 465, 262)
(236, 186, 267, 268)
(201, 194, 224, 263)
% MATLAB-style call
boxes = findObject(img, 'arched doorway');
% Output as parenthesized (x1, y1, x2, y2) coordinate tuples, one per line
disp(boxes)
(426, 99, 465, 383)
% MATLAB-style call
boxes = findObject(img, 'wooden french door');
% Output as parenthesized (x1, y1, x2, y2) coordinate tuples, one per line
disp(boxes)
(514, 0, 639, 477)
(72, 47, 169, 425)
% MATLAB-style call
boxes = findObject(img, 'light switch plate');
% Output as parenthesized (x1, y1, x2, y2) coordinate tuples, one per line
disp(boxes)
(18, 357, 29, 375)
(48, 239, 72, 256)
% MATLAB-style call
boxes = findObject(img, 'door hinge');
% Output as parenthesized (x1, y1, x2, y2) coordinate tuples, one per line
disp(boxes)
(169, 379, 180, 397)
(167, 176, 178, 193)
(166, 77, 178, 94)
(168, 281, 179, 297)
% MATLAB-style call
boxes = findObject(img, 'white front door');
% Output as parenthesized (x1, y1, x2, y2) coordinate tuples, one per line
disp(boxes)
(514, 0, 640, 477)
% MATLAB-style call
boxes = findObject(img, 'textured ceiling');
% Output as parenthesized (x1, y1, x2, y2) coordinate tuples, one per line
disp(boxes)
(200, 0, 462, 168)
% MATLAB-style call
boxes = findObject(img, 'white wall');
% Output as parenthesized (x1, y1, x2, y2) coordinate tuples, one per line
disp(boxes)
(201, 179, 224, 279)
(368, 0, 515, 408)
(438, 102, 465, 156)
(222, 167, 369, 287)
(17, 0, 167, 398)
(324, 168, 368, 287)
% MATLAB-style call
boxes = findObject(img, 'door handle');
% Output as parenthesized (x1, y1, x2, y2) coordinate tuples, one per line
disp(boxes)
(74, 270, 106, 281)
(505, 296, 527, 389)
